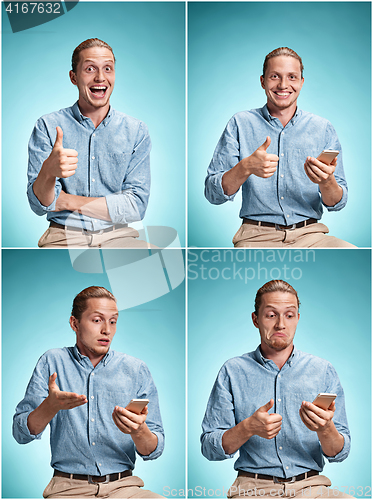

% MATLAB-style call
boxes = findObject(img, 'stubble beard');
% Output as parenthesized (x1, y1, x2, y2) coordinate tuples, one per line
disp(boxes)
(264, 335, 292, 351)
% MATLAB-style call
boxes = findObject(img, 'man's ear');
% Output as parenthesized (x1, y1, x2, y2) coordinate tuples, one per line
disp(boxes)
(252, 312, 259, 329)
(69, 70, 77, 86)
(260, 75, 265, 89)
(69, 315, 78, 332)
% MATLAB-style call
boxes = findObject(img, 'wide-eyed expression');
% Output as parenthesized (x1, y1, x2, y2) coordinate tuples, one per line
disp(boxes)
(69, 47, 115, 111)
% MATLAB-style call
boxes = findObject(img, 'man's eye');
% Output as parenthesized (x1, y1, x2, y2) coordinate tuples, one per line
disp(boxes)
(105, 66, 112, 72)
(86, 66, 94, 72)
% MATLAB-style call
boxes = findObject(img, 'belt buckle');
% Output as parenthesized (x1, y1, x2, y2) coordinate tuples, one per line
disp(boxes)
(88, 474, 110, 484)
(274, 476, 296, 484)
(275, 223, 296, 231)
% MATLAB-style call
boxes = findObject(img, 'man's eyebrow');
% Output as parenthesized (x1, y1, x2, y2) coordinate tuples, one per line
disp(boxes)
(90, 310, 119, 316)
(83, 59, 115, 65)
(263, 304, 297, 309)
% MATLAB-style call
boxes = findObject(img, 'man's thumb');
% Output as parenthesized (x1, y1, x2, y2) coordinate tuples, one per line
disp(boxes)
(260, 399, 274, 413)
(258, 136, 271, 151)
(54, 127, 63, 148)
(49, 372, 57, 386)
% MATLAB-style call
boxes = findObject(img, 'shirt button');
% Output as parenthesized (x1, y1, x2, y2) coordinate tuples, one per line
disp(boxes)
(281, 197, 284, 200)
(91, 418, 95, 422)
(91, 373, 95, 376)
(92, 156, 95, 160)
(287, 215, 290, 218)
(91, 396, 94, 400)
(92, 179, 95, 182)
(278, 398, 281, 402)
(286, 466, 289, 470)
(99, 463, 102, 466)
(281, 153, 284, 157)
(281, 174, 284, 178)
(278, 374, 281, 377)
(93, 133, 96, 137)
(92, 442, 96, 446)
(279, 446, 283, 450)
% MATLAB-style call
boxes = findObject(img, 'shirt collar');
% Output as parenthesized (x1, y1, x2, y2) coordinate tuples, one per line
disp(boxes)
(261, 104, 302, 126)
(72, 344, 113, 367)
(254, 344, 298, 366)
(71, 101, 114, 126)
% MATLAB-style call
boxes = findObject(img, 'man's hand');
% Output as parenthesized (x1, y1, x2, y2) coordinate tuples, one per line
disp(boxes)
(112, 405, 148, 435)
(246, 399, 282, 439)
(299, 400, 344, 457)
(299, 400, 335, 433)
(27, 372, 87, 436)
(42, 126, 78, 180)
(46, 372, 87, 411)
(243, 136, 279, 178)
(304, 156, 337, 185)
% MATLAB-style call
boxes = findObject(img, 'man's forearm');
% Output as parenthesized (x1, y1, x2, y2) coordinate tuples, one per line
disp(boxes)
(222, 420, 253, 455)
(131, 423, 158, 456)
(27, 398, 59, 436)
(32, 170, 57, 208)
(56, 192, 111, 221)
(319, 176, 343, 207)
(317, 421, 344, 457)
(222, 160, 250, 196)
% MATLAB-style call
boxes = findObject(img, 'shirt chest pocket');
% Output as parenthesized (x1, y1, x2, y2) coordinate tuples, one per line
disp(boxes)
(97, 153, 130, 188)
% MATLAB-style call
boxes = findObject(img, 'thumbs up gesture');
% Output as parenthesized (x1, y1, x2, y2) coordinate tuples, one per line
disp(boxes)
(246, 399, 282, 439)
(42, 126, 78, 179)
(244, 136, 279, 178)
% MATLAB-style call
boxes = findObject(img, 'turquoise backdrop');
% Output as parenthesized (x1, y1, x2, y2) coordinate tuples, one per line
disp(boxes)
(2, 1, 185, 247)
(188, 2, 371, 248)
(2, 249, 185, 498)
(188, 249, 371, 497)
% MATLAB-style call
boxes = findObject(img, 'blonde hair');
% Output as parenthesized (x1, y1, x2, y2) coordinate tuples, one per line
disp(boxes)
(254, 280, 300, 315)
(263, 47, 304, 78)
(71, 286, 116, 320)
(71, 38, 115, 73)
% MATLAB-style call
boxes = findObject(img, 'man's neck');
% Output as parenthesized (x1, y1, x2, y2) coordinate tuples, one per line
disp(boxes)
(260, 342, 294, 370)
(77, 99, 110, 128)
(266, 101, 298, 128)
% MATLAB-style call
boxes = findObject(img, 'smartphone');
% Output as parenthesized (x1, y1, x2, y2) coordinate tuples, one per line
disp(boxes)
(316, 150, 339, 165)
(125, 399, 149, 414)
(312, 393, 337, 410)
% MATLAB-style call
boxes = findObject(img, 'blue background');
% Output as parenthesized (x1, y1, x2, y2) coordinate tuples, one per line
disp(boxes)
(2, 249, 185, 498)
(188, 2, 371, 248)
(188, 249, 371, 497)
(2, 1, 185, 247)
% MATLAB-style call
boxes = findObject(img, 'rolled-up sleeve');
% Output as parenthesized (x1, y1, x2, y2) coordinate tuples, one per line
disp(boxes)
(13, 355, 49, 444)
(322, 122, 348, 212)
(135, 362, 164, 460)
(201, 365, 236, 461)
(322, 364, 351, 462)
(204, 118, 240, 205)
(27, 119, 62, 215)
(106, 122, 151, 224)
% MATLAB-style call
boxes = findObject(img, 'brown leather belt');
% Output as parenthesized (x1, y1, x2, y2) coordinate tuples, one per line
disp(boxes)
(50, 221, 127, 234)
(242, 218, 318, 231)
(238, 469, 319, 484)
(53, 469, 132, 484)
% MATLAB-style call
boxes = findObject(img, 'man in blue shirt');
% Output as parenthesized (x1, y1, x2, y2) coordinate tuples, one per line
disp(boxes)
(201, 280, 353, 498)
(205, 47, 356, 248)
(28, 38, 152, 248)
(13, 286, 164, 498)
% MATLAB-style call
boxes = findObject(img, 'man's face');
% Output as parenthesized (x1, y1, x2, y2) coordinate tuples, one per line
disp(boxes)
(252, 291, 300, 351)
(69, 47, 115, 110)
(260, 56, 304, 112)
(70, 297, 118, 360)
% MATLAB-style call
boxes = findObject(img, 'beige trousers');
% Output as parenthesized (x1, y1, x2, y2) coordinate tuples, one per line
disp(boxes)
(233, 223, 357, 248)
(227, 474, 355, 498)
(43, 474, 164, 498)
(38, 226, 153, 249)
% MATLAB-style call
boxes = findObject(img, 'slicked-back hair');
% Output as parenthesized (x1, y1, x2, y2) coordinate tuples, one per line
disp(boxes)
(71, 38, 115, 73)
(262, 47, 304, 78)
(254, 280, 300, 316)
(71, 286, 117, 320)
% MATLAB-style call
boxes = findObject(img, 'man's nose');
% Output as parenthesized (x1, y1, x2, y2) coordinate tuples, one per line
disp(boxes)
(278, 77, 287, 88)
(95, 69, 105, 81)
(101, 321, 112, 334)
(276, 315, 285, 329)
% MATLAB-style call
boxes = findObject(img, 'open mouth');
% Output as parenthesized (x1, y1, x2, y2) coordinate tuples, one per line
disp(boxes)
(274, 92, 291, 99)
(98, 339, 110, 346)
(89, 86, 108, 98)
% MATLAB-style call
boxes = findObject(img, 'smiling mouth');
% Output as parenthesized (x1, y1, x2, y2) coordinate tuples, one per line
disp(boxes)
(89, 86, 108, 98)
(274, 92, 291, 99)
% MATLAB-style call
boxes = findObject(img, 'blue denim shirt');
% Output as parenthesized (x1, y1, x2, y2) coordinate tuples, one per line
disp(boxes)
(27, 102, 151, 231)
(205, 106, 348, 225)
(13, 346, 164, 475)
(201, 346, 350, 478)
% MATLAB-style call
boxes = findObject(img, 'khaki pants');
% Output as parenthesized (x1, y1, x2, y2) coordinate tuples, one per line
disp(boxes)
(233, 222, 357, 248)
(227, 474, 355, 498)
(38, 226, 153, 249)
(43, 474, 164, 498)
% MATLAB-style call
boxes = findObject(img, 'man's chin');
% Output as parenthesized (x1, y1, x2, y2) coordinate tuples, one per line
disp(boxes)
(266, 337, 291, 351)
